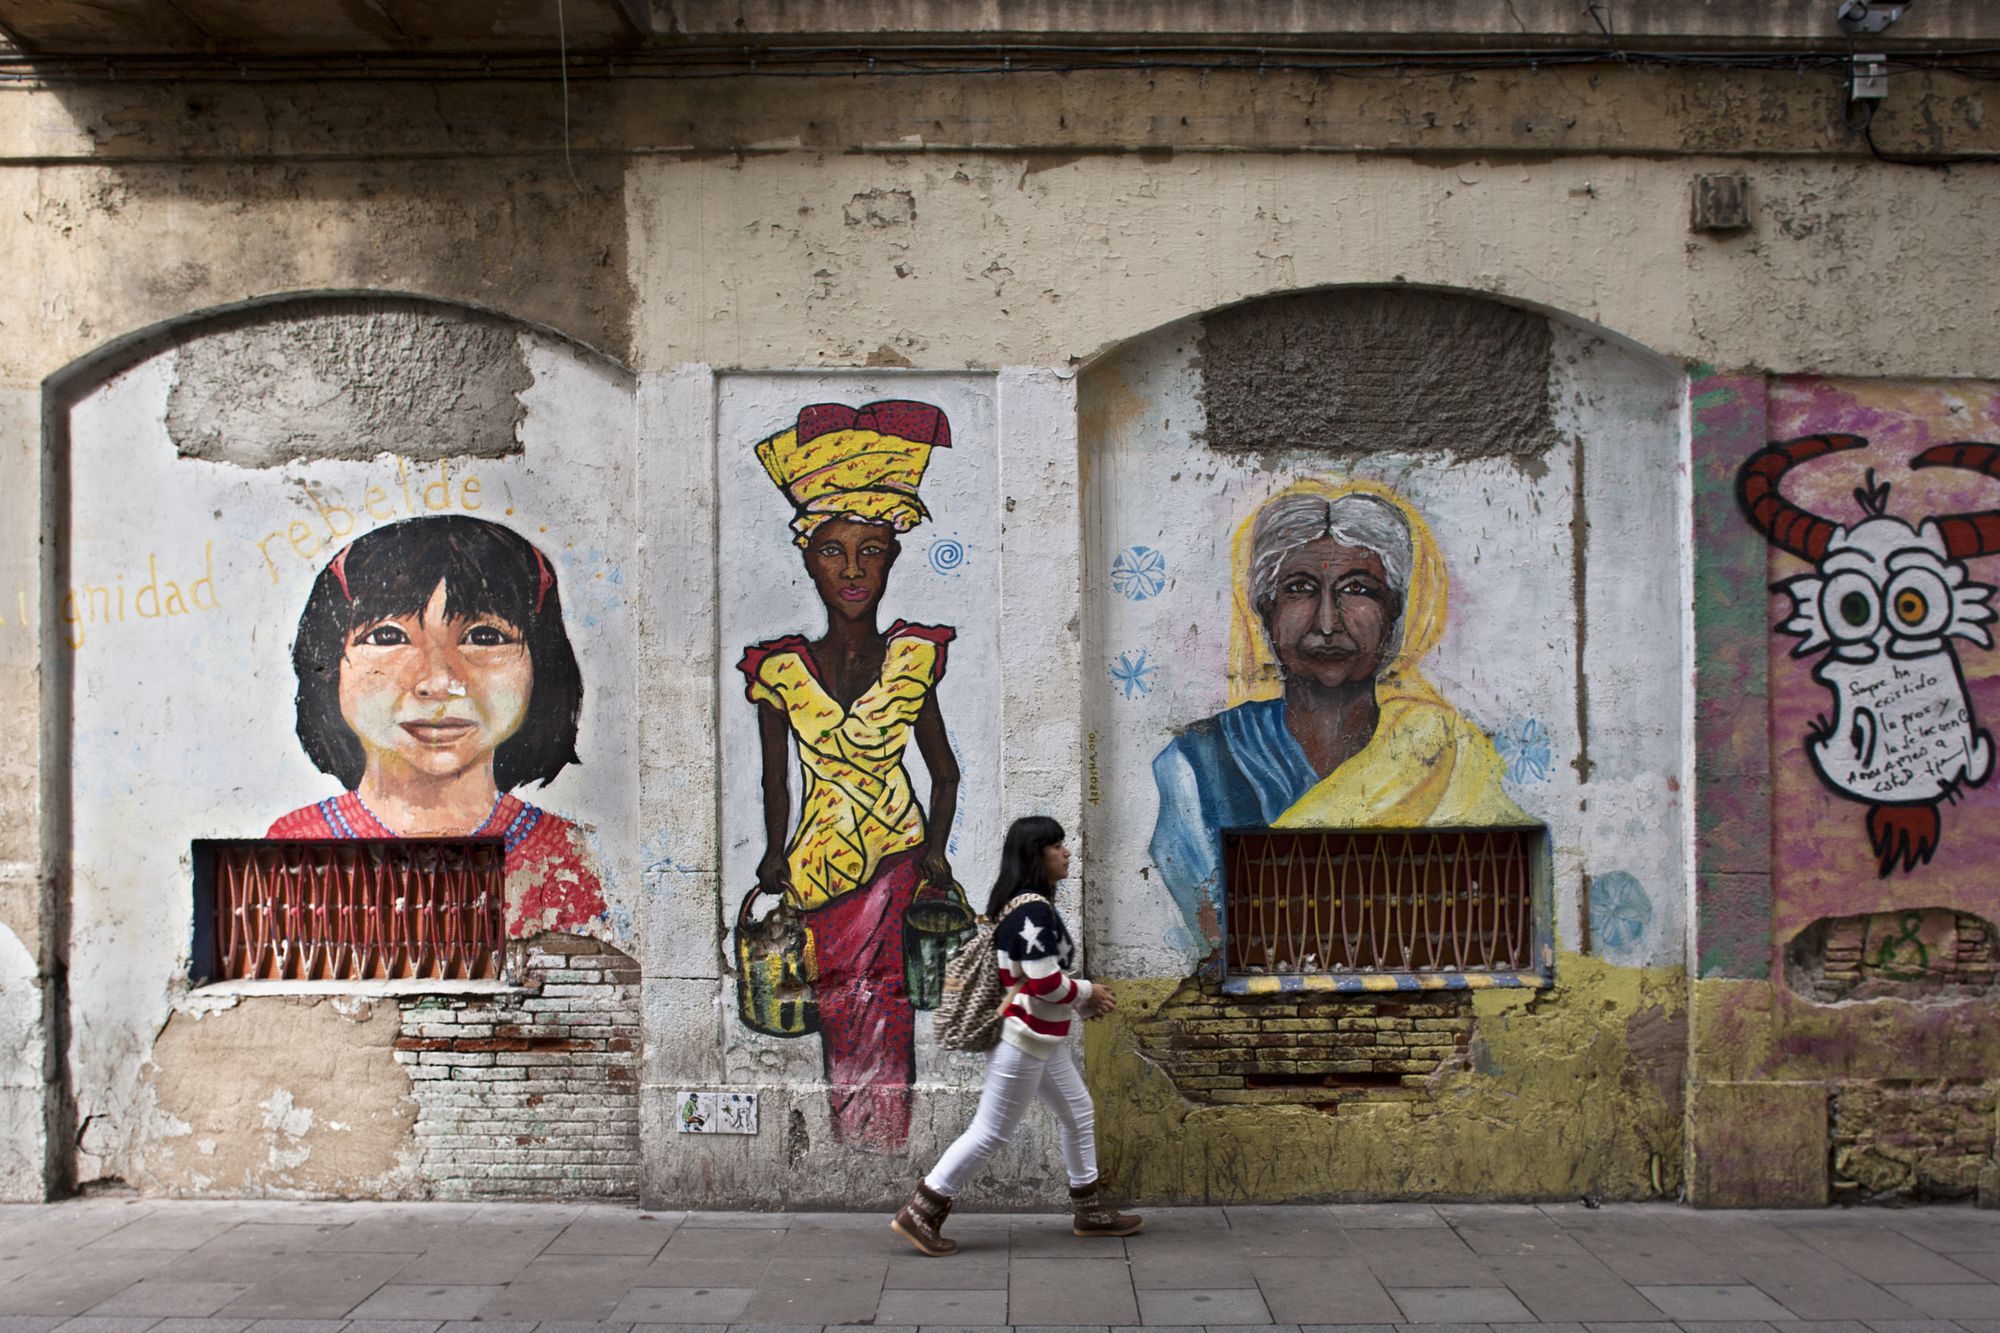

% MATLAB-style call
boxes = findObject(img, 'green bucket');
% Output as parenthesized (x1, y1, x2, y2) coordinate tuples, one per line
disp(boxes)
(903, 894, 977, 1011)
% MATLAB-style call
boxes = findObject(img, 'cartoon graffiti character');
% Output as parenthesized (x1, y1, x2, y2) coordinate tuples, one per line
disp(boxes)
(1150, 480, 1530, 955)
(680, 1092, 707, 1132)
(738, 401, 962, 1152)
(1738, 434, 2000, 875)
(269, 515, 607, 933)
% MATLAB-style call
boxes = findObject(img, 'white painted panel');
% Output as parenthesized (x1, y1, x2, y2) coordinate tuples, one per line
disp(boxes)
(64, 330, 640, 1183)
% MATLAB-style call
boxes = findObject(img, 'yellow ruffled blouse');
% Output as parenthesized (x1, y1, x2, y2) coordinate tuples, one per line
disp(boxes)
(739, 622, 954, 911)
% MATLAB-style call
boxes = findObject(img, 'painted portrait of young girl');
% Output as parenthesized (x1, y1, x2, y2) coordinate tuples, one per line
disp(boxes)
(267, 514, 608, 937)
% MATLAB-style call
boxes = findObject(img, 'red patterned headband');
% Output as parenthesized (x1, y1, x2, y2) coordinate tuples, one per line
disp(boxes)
(327, 543, 556, 615)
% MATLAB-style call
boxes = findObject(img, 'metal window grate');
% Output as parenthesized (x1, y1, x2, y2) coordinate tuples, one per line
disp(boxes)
(1224, 828, 1537, 976)
(195, 839, 506, 983)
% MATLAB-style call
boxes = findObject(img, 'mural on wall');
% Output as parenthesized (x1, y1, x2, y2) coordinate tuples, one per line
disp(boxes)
(735, 400, 967, 1152)
(1149, 479, 1530, 949)
(1738, 433, 2000, 875)
(267, 514, 608, 935)
(61, 301, 640, 1190)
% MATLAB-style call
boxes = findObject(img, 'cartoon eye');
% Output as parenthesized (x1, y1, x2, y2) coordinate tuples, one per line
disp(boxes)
(1885, 568, 1951, 638)
(1819, 571, 1880, 641)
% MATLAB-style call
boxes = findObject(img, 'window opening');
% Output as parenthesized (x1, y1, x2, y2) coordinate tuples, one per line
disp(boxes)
(1222, 826, 1548, 991)
(192, 838, 506, 984)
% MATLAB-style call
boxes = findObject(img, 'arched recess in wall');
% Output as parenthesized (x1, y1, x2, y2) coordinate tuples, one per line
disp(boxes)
(41, 294, 645, 1197)
(1075, 285, 1692, 985)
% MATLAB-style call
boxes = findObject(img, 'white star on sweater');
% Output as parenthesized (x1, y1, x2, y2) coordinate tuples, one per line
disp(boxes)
(1016, 918, 1045, 953)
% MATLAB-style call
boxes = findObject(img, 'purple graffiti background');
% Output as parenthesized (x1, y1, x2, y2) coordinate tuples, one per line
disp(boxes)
(1765, 378, 2000, 936)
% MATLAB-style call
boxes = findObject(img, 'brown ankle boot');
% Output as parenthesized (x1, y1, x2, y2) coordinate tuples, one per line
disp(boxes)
(891, 1180, 959, 1256)
(1069, 1179, 1144, 1237)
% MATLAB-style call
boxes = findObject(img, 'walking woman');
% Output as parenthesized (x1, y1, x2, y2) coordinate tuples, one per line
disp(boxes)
(892, 816, 1143, 1256)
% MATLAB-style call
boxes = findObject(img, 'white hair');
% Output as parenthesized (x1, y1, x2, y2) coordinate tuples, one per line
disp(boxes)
(1248, 492, 1413, 668)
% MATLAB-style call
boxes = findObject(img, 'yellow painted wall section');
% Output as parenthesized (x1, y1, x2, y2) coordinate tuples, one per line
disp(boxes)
(1087, 957, 1687, 1203)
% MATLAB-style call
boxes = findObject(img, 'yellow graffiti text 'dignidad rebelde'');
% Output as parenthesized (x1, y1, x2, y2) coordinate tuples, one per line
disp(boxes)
(61, 542, 221, 648)
(255, 458, 487, 583)
(56, 459, 494, 649)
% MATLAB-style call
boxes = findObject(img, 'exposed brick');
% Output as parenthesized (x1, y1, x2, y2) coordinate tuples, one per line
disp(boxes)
(399, 931, 642, 1201)
(1132, 976, 1475, 1113)
(1831, 1079, 1998, 1204)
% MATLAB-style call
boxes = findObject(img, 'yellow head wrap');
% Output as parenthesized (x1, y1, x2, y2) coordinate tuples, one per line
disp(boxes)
(1227, 477, 1450, 710)
(755, 400, 951, 547)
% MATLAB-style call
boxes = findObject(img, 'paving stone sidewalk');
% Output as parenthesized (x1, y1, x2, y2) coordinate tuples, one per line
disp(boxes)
(0, 1197, 1996, 1333)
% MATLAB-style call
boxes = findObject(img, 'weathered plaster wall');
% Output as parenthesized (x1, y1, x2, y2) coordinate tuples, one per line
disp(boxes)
(0, 925, 47, 1195)
(1, 54, 1997, 1203)
(0, 135, 641, 1197)
(59, 301, 644, 1192)
(1091, 959, 1687, 1202)
(1066, 288, 1689, 1201)
(166, 305, 533, 467)
(645, 367, 1088, 1209)
(1080, 293, 1688, 979)
(627, 152, 2000, 378)
(126, 994, 417, 1197)
(1197, 290, 1560, 463)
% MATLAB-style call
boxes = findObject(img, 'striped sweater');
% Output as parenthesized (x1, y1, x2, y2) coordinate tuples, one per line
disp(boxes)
(995, 896, 1094, 1058)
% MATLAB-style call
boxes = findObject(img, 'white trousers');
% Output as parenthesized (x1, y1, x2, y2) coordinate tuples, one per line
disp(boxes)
(925, 1040, 1098, 1197)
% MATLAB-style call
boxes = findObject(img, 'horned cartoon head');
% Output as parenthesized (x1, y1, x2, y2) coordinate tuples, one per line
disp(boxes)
(1737, 434, 2000, 875)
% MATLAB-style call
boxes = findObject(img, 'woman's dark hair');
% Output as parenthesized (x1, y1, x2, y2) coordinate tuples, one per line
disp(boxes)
(292, 515, 584, 791)
(985, 815, 1066, 919)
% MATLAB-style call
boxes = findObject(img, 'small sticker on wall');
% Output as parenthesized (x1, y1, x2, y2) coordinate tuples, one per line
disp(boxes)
(678, 1090, 759, 1134)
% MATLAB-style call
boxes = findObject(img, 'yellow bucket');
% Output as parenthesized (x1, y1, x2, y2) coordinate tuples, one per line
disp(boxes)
(734, 888, 818, 1038)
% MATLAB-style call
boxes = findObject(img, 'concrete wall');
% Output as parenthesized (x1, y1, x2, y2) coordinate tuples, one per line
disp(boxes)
(55, 298, 645, 1194)
(1073, 290, 1690, 1201)
(2, 52, 1999, 1204)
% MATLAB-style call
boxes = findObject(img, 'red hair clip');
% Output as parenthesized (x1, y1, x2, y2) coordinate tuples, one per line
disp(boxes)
(328, 544, 354, 601)
(533, 548, 554, 615)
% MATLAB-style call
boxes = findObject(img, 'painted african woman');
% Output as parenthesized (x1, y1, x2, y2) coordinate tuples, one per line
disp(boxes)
(268, 514, 607, 935)
(1151, 480, 1527, 951)
(739, 400, 961, 1151)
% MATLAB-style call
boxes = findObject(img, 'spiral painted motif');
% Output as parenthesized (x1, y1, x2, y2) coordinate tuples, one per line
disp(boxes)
(927, 536, 968, 577)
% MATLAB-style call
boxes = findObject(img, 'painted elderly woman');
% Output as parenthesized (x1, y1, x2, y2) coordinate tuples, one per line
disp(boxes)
(739, 400, 961, 1151)
(1150, 480, 1528, 950)
(268, 514, 607, 936)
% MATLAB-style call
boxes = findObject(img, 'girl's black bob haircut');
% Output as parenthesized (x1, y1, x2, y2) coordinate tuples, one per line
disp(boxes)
(985, 814, 1066, 919)
(292, 515, 584, 792)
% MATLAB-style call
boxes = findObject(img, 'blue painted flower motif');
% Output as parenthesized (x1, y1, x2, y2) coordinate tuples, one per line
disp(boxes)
(1495, 717, 1553, 784)
(1110, 545, 1168, 601)
(1589, 871, 1653, 951)
(1109, 650, 1158, 699)
(927, 535, 968, 577)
